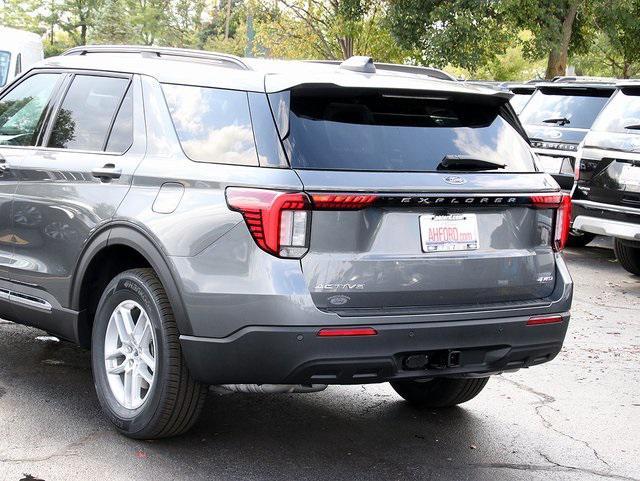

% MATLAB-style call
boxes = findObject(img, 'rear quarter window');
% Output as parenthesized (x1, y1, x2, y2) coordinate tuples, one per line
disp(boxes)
(162, 84, 258, 166)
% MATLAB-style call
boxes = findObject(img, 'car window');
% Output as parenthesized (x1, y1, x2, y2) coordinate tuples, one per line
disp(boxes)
(105, 86, 133, 153)
(520, 88, 612, 129)
(162, 83, 258, 165)
(270, 87, 535, 172)
(0, 73, 59, 146)
(509, 93, 531, 114)
(0, 51, 9, 87)
(591, 89, 640, 135)
(48, 75, 129, 151)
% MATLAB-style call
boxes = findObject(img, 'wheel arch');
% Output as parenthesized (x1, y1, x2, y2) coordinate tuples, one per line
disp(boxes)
(71, 223, 192, 347)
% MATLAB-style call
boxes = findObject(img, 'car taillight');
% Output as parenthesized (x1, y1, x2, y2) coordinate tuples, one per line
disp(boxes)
(226, 188, 311, 258)
(530, 193, 572, 251)
(310, 193, 378, 210)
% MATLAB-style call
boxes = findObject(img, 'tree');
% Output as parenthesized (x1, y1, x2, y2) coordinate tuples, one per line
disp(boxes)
(57, 0, 103, 45)
(254, 0, 406, 61)
(505, 0, 591, 79)
(0, 0, 47, 34)
(90, 0, 136, 44)
(386, 0, 513, 73)
(589, 0, 640, 78)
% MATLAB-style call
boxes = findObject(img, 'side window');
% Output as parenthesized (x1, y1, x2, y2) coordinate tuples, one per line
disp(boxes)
(105, 86, 133, 153)
(0, 73, 59, 146)
(48, 75, 129, 151)
(15, 54, 21, 76)
(162, 83, 258, 165)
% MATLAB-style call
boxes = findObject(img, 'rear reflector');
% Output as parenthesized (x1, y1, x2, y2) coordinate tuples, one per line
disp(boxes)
(317, 327, 378, 337)
(527, 315, 563, 326)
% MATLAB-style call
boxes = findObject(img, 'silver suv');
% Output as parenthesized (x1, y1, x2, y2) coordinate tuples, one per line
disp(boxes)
(0, 46, 573, 439)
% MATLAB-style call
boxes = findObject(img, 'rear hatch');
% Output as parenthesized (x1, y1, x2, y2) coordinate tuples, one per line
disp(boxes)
(579, 87, 640, 208)
(268, 85, 565, 314)
(520, 85, 614, 188)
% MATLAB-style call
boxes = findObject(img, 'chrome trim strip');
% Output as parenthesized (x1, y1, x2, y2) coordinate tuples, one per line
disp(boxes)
(8, 292, 52, 311)
(572, 199, 640, 215)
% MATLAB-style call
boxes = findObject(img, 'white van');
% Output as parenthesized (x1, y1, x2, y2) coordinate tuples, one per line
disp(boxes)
(0, 27, 44, 88)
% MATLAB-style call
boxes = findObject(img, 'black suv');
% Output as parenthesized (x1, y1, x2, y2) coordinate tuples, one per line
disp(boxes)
(519, 81, 616, 193)
(572, 81, 640, 273)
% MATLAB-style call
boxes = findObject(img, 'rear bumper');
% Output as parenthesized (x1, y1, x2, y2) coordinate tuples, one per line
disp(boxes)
(572, 200, 640, 241)
(180, 313, 570, 385)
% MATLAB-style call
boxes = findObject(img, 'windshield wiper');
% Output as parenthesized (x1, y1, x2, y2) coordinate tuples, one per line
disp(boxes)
(437, 155, 506, 171)
(542, 117, 571, 126)
(624, 124, 640, 130)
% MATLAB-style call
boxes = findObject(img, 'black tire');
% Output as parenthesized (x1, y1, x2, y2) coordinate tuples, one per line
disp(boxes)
(614, 238, 640, 276)
(566, 230, 596, 248)
(91, 268, 207, 439)
(390, 377, 489, 408)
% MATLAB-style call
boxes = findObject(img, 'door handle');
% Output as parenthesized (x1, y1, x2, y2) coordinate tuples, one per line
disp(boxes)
(92, 164, 122, 181)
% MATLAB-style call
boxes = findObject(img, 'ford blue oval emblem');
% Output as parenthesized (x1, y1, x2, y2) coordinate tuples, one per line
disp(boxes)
(443, 176, 466, 185)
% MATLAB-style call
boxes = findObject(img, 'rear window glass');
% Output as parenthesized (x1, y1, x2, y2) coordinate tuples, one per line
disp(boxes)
(520, 88, 612, 129)
(270, 87, 535, 172)
(509, 93, 532, 114)
(162, 84, 258, 166)
(48, 75, 129, 151)
(591, 89, 640, 134)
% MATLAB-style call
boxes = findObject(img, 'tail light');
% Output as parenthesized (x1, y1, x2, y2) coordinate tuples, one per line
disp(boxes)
(226, 189, 378, 258)
(527, 315, 563, 326)
(317, 327, 378, 337)
(530, 193, 572, 251)
(226, 188, 311, 258)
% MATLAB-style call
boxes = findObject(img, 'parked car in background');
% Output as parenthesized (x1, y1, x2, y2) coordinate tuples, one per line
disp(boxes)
(519, 80, 616, 194)
(0, 46, 573, 439)
(572, 81, 640, 269)
(0, 27, 43, 89)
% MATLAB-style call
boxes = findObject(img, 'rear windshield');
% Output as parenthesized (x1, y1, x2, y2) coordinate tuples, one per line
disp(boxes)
(591, 89, 640, 134)
(269, 87, 535, 172)
(520, 88, 612, 129)
(0, 51, 10, 87)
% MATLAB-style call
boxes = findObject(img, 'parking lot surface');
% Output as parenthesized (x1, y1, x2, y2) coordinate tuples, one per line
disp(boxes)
(0, 238, 638, 481)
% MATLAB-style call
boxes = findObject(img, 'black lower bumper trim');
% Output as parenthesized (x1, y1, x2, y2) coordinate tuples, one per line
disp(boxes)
(180, 314, 569, 385)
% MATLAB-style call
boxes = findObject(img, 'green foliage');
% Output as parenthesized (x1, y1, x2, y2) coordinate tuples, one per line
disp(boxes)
(1, 0, 639, 80)
(90, 0, 137, 44)
(386, 0, 513, 72)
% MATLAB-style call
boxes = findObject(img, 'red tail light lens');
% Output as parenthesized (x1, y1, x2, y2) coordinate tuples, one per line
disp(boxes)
(317, 327, 378, 337)
(226, 188, 311, 258)
(311, 194, 378, 210)
(527, 315, 563, 326)
(530, 193, 572, 252)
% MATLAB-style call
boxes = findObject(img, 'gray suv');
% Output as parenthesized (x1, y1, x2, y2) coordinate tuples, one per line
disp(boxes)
(0, 46, 573, 439)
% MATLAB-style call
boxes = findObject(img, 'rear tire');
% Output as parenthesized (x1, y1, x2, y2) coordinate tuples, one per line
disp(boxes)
(91, 268, 208, 439)
(614, 238, 640, 276)
(566, 230, 596, 248)
(390, 377, 489, 408)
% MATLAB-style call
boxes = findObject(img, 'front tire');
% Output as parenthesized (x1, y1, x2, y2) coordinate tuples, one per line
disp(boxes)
(91, 268, 207, 439)
(614, 238, 640, 276)
(390, 377, 489, 408)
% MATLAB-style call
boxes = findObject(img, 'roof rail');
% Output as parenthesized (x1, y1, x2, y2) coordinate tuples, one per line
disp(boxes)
(304, 59, 456, 81)
(375, 63, 456, 81)
(62, 45, 251, 70)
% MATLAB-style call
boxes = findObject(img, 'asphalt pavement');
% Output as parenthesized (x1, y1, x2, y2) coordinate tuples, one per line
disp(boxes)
(0, 237, 638, 481)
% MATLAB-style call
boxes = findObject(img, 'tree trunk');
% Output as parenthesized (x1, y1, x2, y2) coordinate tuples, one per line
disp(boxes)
(338, 36, 353, 59)
(544, 1, 579, 79)
(224, 0, 232, 40)
(80, 24, 87, 45)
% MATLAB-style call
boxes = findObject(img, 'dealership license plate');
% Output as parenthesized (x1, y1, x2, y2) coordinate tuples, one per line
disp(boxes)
(420, 214, 479, 253)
